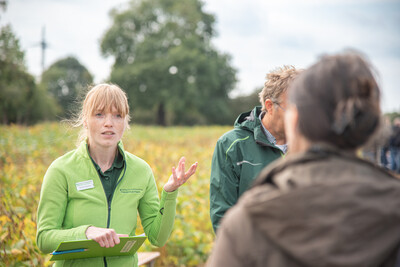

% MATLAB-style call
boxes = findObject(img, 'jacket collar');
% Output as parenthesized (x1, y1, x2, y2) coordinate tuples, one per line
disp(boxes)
(76, 139, 126, 161)
(234, 106, 273, 147)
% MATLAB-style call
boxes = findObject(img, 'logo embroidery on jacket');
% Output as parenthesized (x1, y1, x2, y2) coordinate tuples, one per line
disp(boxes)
(120, 189, 142, 194)
(236, 160, 262, 166)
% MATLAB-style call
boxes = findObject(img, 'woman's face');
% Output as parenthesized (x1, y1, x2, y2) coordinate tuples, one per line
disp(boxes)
(85, 106, 126, 150)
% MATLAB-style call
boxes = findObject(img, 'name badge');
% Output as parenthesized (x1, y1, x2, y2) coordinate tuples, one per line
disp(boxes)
(76, 180, 94, 191)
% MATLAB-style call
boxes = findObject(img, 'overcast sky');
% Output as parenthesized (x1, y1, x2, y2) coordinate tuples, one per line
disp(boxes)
(2, 0, 400, 112)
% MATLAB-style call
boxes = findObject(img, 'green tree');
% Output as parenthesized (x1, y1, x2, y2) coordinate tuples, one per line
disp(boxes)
(228, 89, 261, 123)
(0, 24, 57, 124)
(101, 0, 236, 125)
(385, 111, 400, 123)
(41, 56, 93, 118)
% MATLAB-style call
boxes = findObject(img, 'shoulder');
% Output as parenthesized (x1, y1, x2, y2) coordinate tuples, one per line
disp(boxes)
(215, 200, 271, 265)
(220, 202, 252, 233)
(221, 183, 280, 235)
(123, 151, 153, 177)
(262, 151, 400, 197)
(48, 141, 92, 171)
(123, 151, 150, 167)
(217, 127, 254, 148)
(43, 148, 84, 187)
(48, 148, 81, 170)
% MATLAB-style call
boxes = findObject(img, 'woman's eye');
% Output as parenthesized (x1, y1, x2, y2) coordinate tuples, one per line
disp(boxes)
(95, 113, 103, 117)
(116, 114, 122, 118)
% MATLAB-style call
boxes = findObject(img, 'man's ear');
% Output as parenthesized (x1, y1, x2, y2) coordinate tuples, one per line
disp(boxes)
(265, 99, 274, 114)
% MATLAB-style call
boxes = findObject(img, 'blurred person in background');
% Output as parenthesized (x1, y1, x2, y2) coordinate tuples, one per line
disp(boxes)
(209, 66, 302, 233)
(207, 52, 400, 267)
(378, 115, 393, 169)
(389, 117, 400, 174)
(361, 115, 392, 166)
(36, 84, 198, 267)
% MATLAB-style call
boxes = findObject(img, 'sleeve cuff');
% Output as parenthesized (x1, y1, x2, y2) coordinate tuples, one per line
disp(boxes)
(161, 188, 179, 200)
(77, 225, 92, 240)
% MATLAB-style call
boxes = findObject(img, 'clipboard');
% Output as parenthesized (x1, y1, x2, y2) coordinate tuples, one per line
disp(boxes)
(49, 235, 147, 261)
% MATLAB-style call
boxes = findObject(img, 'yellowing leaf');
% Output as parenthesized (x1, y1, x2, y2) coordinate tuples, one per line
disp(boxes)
(11, 248, 22, 256)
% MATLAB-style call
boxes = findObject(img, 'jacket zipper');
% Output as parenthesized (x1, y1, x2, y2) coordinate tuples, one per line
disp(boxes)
(106, 163, 127, 227)
(103, 158, 127, 267)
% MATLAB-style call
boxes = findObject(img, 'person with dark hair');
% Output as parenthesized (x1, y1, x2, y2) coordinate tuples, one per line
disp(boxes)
(207, 52, 400, 267)
(209, 66, 302, 233)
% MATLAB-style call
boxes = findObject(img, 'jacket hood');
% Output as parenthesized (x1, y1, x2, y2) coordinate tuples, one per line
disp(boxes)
(234, 106, 261, 130)
(240, 145, 400, 266)
(234, 106, 272, 146)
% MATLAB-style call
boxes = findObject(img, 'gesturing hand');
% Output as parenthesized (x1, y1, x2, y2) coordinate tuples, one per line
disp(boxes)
(85, 226, 128, 248)
(163, 157, 198, 192)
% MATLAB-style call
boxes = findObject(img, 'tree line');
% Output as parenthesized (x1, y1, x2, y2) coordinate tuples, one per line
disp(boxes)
(3, 0, 396, 126)
(0, 0, 261, 126)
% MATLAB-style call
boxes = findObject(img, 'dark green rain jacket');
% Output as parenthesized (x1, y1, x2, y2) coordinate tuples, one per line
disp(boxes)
(209, 106, 284, 233)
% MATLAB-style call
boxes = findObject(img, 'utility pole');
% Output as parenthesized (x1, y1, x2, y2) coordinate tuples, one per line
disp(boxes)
(0, 1, 7, 12)
(40, 26, 48, 74)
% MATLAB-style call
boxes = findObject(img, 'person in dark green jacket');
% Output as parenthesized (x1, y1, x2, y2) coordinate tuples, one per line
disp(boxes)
(210, 66, 302, 233)
(36, 83, 198, 267)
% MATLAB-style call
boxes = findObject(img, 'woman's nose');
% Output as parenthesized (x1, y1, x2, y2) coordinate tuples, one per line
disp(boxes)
(104, 114, 113, 126)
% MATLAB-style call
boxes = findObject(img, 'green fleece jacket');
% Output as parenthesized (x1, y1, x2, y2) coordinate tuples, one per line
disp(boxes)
(210, 107, 283, 233)
(36, 141, 178, 267)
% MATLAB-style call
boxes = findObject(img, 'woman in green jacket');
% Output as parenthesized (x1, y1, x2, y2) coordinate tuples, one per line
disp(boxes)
(36, 83, 198, 267)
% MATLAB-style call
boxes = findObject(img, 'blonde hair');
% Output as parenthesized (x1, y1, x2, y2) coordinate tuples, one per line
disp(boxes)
(72, 83, 131, 144)
(259, 65, 302, 112)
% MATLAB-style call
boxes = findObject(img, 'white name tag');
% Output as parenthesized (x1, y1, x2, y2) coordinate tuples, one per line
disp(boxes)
(76, 180, 94, 191)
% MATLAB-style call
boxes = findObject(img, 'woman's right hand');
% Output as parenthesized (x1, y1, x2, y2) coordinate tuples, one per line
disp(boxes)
(85, 226, 128, 248)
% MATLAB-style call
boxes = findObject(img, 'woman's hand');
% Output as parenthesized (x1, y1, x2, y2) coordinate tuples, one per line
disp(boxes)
(163, 157, 198, 192)
(85, 226, 128, 248)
